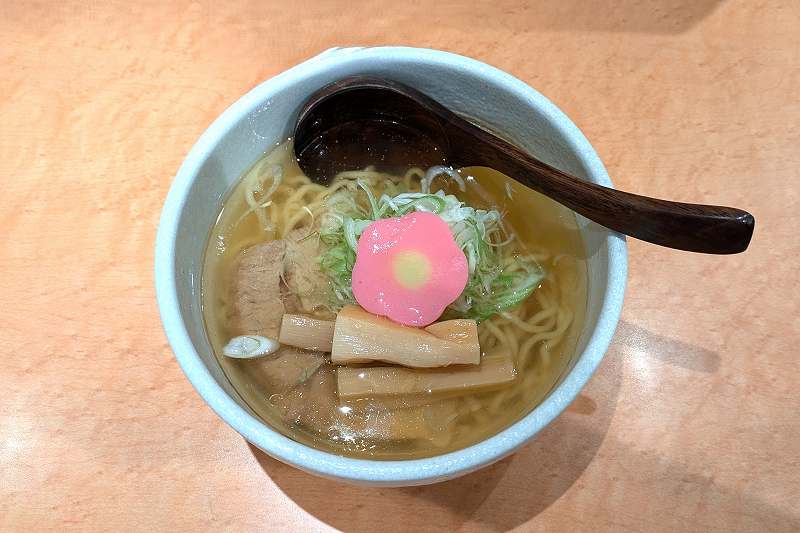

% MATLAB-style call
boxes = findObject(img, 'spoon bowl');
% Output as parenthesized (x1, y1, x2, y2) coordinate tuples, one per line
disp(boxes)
(294, 77, 451, 182)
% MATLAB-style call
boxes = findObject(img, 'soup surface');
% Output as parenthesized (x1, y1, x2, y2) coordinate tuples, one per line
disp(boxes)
(202, 140, 587, 459)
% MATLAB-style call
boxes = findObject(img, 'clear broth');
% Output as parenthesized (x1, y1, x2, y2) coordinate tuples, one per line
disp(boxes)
(202, 141, 588, 459)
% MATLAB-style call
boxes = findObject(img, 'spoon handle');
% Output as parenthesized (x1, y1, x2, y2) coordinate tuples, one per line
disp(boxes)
(457, 127, 755, 254)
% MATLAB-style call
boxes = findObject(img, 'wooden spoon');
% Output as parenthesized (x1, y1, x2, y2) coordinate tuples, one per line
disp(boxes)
(294, 76, 754, 254)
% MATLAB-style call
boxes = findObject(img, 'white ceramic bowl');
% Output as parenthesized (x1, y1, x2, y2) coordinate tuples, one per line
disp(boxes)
(155, 47, 627, 486)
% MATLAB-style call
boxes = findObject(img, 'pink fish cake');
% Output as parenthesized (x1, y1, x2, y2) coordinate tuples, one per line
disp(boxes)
(351, 211, 469, 326)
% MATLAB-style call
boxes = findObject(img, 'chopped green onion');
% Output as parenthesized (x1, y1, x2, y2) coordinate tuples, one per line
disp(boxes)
(317, 175, 545, 320)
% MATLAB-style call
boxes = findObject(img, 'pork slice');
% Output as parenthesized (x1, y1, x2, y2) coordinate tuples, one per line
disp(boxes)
(229, 240, 286, 337)
(248, 348, 326, 394)
(280, 282, 303, 315)
(275, 367, 454, 444)
(278, 366, 339, 435)
(283, 228, 333, 317)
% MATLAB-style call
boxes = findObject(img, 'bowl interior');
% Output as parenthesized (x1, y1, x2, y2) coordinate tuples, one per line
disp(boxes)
(158, 47, 625, 485)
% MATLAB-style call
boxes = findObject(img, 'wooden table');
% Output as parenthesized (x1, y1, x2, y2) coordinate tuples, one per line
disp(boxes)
(2, 1, 798, 531)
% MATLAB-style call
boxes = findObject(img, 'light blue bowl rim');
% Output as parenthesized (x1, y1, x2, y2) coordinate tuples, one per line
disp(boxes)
(154, 46, 627, 484)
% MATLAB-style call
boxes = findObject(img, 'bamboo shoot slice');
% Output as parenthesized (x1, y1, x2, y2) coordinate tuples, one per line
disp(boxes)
(331, 305, 480, 367)
(278, 314, 335, 352)
(337, 351, 516, 399)
(424, 319, 479, 344)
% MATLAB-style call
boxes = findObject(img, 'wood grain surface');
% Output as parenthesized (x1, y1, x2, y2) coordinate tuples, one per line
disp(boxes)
(1, 1, 798, 531)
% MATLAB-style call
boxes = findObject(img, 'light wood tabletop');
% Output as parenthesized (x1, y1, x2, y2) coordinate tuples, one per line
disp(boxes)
(2, 1, 798, 531)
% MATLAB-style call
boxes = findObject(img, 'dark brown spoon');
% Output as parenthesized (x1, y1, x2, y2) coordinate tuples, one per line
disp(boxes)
(294, 76, 754, 254)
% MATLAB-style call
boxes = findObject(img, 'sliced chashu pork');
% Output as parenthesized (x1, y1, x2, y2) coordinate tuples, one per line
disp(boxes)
(283, 228, 333, 318)
(228, 240, 286, 338)
(278, 367, 452, 443)
(229, 238, 325, 392)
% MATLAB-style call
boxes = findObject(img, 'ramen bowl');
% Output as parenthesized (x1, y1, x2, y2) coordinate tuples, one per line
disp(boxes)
(154, 46, 627, 486)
